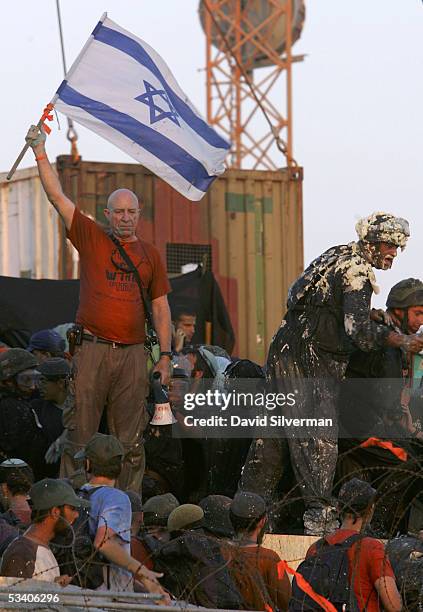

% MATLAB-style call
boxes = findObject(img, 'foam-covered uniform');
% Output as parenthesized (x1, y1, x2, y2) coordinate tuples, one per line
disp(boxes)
(242, 213, 410, 534)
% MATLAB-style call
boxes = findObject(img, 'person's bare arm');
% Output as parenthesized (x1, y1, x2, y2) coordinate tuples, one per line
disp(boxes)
(94, 525, 170, 604)
(25, 125, 75, 230)
(385, 330, 423, 354)
(151, 295, 172, 385)
(374, 576, 402, 612)
(94, 525, 156, 576)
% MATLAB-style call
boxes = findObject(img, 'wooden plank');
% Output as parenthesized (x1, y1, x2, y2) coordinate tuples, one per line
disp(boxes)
(293, 174, 304, 276)
(224, 168, 290, 182)
(225, 177, 247, 358)
(263, 534, 318, 571)
(209, 176, 229, 282)
(78, 167, 96, 218)
(279, 177, 291, 307)
(253, 178, 267, 364)
(263, 178, 283, 349)
(170, 191, 191, 244)
(190, 193, 207, 244)
(243, 178, 260, 362)
(137, 170, 154, 243)
(209, 177, 236, 347)
(153, 179, 173, 260)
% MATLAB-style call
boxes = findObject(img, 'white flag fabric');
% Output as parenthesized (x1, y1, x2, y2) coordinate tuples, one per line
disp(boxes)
(53, 14, 230, 201)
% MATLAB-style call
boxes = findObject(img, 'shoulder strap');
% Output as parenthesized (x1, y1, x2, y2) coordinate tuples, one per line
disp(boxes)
(337, 533, 365, 549)
(314, 533, 364, 554)
(78, 485, 106, 500)
(314, 537, 326, 552)
(108, 233, 154, 330)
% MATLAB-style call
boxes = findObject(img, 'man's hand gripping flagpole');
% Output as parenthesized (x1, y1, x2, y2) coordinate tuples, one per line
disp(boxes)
(7, 99, 57, 180)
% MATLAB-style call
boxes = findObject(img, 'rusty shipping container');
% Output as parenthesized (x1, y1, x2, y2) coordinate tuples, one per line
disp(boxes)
(0, 166, 61, 279)
(0, 156, 303, 362)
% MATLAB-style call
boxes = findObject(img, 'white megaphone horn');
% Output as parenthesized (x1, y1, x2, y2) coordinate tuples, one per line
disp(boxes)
(150, 372, 177, 425)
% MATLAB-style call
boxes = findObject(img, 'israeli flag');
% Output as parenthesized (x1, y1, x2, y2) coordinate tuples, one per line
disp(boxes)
(53, 14, 230, 201)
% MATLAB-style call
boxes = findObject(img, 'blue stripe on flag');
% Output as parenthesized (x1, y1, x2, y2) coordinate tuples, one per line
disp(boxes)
(93, 25, 230, 151)
(57, 83, 216, 193)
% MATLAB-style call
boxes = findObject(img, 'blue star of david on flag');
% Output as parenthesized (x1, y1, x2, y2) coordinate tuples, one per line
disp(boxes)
(135, 80, 180, 126)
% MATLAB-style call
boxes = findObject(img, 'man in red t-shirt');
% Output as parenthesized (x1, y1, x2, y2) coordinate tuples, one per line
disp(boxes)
(222, 491, 291, 611)
(26, 126, 172, 492)
(306, 478, 402, 612)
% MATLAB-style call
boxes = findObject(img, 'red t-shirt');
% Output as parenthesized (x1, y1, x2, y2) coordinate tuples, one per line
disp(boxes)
(221, 543, 291, 611)
(131, 536, 154, 570)
(68, 208, 171, 343)
(307, 529, 395, 612)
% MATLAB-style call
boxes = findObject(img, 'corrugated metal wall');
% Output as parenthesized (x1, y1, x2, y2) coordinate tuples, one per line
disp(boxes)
(0, 158, 303, 361)
(0, 166, 60, 279)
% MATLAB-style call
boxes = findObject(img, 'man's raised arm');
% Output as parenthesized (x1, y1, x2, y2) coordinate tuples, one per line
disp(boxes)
(25, 125, 75, 230)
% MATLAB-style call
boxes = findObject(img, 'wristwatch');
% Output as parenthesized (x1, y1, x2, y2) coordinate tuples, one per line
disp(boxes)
(160, 351, 172, 359)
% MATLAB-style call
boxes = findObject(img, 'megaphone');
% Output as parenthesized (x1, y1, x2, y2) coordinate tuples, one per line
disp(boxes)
(150, 372, 177, 425)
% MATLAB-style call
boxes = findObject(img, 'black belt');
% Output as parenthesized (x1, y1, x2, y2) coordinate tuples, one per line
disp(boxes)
(82, 334, 130, 348)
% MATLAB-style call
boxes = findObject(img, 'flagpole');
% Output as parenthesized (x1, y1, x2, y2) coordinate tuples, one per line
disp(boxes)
(6, 12, 108, 181)
(6, 95, 58, 181)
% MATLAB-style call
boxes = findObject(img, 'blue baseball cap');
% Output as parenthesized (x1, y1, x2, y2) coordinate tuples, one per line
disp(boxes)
(27, 329, 66, 354)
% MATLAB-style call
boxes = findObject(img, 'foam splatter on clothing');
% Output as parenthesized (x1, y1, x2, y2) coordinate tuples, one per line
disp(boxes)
(243, 242, 391, 534)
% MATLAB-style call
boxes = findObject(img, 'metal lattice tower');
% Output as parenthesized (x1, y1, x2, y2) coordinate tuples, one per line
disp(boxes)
(200, 0, 305, 169)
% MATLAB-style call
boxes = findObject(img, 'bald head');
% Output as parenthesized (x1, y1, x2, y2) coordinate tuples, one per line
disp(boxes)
(104, 189, 141, 241)
(107, 189, 139, 211)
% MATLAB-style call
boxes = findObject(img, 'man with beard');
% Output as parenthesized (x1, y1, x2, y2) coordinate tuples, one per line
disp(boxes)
(0, 478, 84, 583)
(243, 212, 423, 535)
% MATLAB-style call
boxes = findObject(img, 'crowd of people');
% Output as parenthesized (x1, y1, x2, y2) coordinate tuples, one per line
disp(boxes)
(0, 126, 422, 609)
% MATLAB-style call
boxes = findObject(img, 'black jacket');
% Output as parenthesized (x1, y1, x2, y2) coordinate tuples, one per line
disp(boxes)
(155, 527, 242, 609)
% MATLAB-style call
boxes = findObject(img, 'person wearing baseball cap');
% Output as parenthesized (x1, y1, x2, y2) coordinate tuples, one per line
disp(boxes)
(305, 478, 402, 612)
(0, 478, 84, 583)
(75, 434, 170, 601)
(27, 329, 66, 364)
(220, 492, 291, 612)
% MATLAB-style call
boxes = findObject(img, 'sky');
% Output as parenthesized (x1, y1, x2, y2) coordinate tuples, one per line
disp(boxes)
(1, 0, 422, 307)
